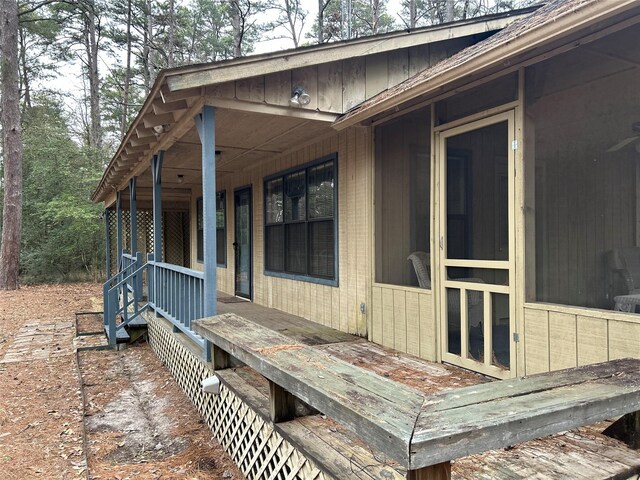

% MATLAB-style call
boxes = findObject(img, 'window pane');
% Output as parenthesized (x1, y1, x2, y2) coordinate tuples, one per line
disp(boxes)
(375, 107, 430, 287)
(265, 178, 283, 224)
(286, 223, 306, 274)
(265, 225, 284, 271)
(216, 192, 225, 229)
(308, 161, 334, 219)
(216, 229, 225, 265)
(285, 171, 306, 222)
(309, 220, 334, 278)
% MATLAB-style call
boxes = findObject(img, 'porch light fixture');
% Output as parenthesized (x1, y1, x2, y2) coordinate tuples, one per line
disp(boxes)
(152, 124, 165, 134)
(290, 86, 311, 107)
(176, 174, 184, 184)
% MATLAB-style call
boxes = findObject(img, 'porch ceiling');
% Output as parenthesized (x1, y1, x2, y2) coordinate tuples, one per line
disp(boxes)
(100, 106, 335, 207)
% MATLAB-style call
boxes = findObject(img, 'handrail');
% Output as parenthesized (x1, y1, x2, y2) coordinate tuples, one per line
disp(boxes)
(148, 260, 204, 279)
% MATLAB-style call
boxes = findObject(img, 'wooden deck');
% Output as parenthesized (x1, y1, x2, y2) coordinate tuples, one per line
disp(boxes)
(212, 295, 640, 479)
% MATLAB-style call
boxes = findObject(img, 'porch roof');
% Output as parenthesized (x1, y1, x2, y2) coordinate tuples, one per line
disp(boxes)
(334, 0, 640, 129)
(91, 7, 537, 205)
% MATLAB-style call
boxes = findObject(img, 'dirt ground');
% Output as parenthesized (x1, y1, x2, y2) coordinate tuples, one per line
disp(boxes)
(0, 283, 243, 480)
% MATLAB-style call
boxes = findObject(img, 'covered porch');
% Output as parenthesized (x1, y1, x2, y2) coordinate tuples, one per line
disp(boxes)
(146, 295, 640, 479)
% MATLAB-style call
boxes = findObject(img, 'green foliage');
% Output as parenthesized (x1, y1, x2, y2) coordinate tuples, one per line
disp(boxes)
(20, 93, 106, 283)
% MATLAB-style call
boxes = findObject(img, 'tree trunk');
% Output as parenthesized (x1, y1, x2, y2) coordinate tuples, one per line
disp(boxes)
(121, 0, 132, 137)
(409, 0, 417, 29)
(230, 1, 243, 58)
(167, 0, 176, 67)
(18, 25, 31, 110)
(83, 0, 102, 149)
(0, 0, 24, 290)
(445, 0, 455, 22)
(317, 0, 324, 43)
(142, 0, 155, 93)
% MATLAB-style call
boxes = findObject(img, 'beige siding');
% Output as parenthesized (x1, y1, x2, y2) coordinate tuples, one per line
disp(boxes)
(190, 127, 371, 336)
(371, 284, 437, 361)
(523, 303, 640, 375)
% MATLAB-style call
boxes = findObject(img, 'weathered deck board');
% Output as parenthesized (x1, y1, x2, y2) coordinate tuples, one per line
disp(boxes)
(194, 314, 424, 465)
(196, 310, 640, 477)
(217, 299, 358, 346)
(411, 359, 640, 468)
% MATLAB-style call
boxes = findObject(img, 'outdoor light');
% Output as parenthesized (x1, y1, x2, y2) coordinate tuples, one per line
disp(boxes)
(152, 124, 164, 134)
(290, 86, 311, 107)
(176, 174, 184, 184)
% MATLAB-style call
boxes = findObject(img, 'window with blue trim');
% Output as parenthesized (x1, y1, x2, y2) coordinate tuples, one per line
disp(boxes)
(196, 191, 226, 266)
(264, 156, 336, 281)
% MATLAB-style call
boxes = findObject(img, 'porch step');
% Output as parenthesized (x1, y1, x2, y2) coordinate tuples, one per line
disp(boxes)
(127, 316, 147, 328)
(104, 325, 131, 344)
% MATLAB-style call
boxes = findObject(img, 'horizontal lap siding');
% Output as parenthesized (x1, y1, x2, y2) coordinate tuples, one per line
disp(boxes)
(523, 305, 640, 375)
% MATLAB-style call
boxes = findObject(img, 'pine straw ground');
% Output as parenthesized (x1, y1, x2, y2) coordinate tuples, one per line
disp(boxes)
(0, 283, 242, 480)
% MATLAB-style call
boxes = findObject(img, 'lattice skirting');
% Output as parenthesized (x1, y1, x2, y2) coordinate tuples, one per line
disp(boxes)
(147, 315, 330, 480)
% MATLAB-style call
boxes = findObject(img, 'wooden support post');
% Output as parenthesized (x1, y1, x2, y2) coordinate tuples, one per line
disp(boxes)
(151, 152, 164, 263)
(406, 462, 451, 480)
(194, 105, 217, 319)
(129, 177, 138, 254)
(116, 191, 123, 271)
(269, 381, 296, 423)
(104, 209, 111, 278)
(213, 345, 231, 370)
(603, 411, 640, 449)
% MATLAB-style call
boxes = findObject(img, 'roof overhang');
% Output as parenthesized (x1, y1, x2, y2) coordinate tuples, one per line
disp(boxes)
(334, 0, 640, 129)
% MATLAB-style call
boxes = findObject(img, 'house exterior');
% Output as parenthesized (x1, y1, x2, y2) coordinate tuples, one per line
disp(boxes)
(94, 1, 640, 475)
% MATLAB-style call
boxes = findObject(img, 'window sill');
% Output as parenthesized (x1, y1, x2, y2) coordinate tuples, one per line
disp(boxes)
(264, 270, 338, 287)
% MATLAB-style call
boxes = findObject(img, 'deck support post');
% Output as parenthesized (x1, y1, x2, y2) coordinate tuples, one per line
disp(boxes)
(104, 209, 111, 278)
(269, 381, 296, 423)
(151, 152, 164, 318)
(212, 344, 231, 370)
(194, 105, 217, 323)
(129, 177, 142, 301)
(406, 462, 451, 480)
(116, 191, 123, 272)
(603, 410, 640, 449)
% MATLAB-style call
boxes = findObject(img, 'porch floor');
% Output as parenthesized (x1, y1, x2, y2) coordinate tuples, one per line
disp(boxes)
(212, 293, 640, 479)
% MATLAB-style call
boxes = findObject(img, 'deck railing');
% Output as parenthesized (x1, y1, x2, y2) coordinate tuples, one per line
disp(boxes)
(103, 251, 149, 343)
(104, 252, 206, 349)
(147, 260, 205, 347)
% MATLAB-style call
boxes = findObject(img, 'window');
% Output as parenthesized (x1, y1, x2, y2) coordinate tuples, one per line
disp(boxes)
(264, 155, 337, 283)
(375, 107, 430, 288)
(196, 191, 227, 266)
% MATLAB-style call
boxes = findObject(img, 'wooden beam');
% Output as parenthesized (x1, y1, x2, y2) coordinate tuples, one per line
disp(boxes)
(406, 463, 451, 480)
(136, 127, 157, 138)
(203, 94, 339, 122)
(269, 381, 296, 423)
(125, 144, 150, 154)
(142, 112, 176, 128)
(130, 136, 155, 147)
(164, 10, 534, 92)
(160, 85, 202, 103)
(116, 98, 205, 192)
(153, 99, 188, 114)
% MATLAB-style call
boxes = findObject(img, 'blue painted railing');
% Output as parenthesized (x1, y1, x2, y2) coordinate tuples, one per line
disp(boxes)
(148, 260, 205, 348)
(103, 251, 149, 344)
(103, 252, 206, 349)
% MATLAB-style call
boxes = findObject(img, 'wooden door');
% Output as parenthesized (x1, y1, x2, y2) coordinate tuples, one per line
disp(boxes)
(438, 111, 516, 378)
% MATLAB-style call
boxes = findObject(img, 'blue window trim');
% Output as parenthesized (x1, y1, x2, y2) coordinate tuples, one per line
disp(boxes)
(263, 153, 339, 287)
(197, 190, 227, 268)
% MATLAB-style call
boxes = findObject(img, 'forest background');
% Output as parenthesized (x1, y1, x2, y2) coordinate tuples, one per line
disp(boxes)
(0, 0, 535, 286)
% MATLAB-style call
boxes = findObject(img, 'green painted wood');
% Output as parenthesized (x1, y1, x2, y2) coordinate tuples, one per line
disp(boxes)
(194, 313, 424, 467)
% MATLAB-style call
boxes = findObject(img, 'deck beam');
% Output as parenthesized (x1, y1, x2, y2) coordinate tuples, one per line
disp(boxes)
(406, 463, 451, 480)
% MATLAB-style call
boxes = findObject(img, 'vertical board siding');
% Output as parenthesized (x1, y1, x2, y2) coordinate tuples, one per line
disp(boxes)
(524, 309, 549, 375)
(201, 128, 370, 336)
(524, 305, 640, 375)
